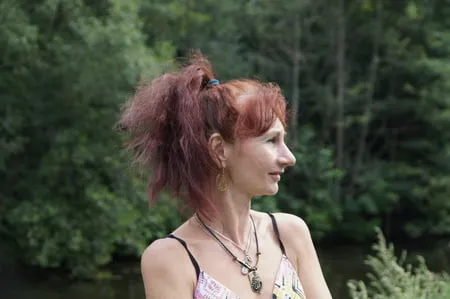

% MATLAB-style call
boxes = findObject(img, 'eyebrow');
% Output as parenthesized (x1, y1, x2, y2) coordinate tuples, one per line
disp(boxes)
(266, 129, 287, 136)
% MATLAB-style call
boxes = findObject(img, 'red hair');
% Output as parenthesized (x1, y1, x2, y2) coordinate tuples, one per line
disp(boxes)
(119, 55, 287, 214)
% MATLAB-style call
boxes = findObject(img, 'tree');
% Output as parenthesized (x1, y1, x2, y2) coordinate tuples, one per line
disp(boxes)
(0, 0, 173, 277)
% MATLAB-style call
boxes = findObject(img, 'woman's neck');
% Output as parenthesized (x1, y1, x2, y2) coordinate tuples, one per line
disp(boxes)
(196, 189, 252, 247)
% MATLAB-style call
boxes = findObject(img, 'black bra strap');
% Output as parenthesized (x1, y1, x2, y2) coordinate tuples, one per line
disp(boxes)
(166, 234, 200, 278)
(267, 213, 286, 255)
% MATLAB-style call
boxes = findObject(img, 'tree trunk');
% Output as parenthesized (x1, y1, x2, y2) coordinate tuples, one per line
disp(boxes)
(290, 16, 301, 148)
(334, 0, 346, 202)
(353, 0, 382, 177)
(336, 0, 346, 171)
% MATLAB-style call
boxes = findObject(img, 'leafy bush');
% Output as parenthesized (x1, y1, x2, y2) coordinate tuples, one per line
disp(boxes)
(348, 228, 450, 299)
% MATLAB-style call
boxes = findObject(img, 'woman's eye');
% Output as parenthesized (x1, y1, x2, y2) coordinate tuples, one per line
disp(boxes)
(267, 137, 277, 143)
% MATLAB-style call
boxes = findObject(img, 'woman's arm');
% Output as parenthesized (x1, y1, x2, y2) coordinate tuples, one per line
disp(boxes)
(275, 213, 333, 299)
(141, 238, 195, 299)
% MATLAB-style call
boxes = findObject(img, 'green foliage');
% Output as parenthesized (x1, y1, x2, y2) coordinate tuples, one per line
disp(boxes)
(2, 0, 450, 279)
(140, 0, 252, 79)
(0, 0, 174, 278)
(348, 228, 450, 299)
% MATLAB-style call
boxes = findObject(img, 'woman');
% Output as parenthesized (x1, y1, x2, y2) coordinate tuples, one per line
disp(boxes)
(119, 55, 332, 299)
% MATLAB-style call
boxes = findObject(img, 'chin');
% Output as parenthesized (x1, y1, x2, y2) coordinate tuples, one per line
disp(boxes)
(250, 183, 279, 197)
(262, 185, 279, 196)
(268, 188, 279, 195)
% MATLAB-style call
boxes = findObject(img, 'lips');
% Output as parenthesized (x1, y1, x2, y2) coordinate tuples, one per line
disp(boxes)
(268, 170, 284, 175)
(269, 174, 281, 181)
(269, 170, 283, 181)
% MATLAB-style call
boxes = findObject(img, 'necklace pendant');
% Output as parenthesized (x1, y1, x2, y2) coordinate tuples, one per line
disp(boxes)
(248, 271, 263, 293)
(241, 265, 249, 275)
(244, 254, 253, 265)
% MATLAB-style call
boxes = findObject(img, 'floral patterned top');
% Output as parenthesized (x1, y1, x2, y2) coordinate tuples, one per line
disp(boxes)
(193, 254, 306, 299)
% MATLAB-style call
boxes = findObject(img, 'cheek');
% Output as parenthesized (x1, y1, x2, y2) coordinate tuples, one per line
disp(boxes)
(252, 156, 269, 171)
(242, 148, 268, 168)
(229, 155, 263, 183)
(251, 147, 274, 166)
(230, 142, 275, 180)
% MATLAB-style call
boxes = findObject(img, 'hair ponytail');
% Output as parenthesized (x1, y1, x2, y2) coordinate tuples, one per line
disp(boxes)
(119, 57, 217, 212)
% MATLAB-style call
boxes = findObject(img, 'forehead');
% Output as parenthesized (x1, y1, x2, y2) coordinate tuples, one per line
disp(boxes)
(264, 118, 285, 133)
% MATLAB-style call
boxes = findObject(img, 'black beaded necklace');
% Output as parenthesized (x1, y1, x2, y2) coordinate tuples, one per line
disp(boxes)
(195, 213, 263, 293)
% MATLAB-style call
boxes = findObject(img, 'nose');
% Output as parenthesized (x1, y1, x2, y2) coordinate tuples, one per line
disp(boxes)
(279, 143, 296, 167)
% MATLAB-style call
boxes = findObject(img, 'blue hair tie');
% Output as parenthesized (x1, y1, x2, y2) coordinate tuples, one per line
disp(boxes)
(207, 79, 220, 86)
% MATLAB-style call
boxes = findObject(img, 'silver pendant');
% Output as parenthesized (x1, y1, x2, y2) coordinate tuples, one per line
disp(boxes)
(248, 271, 263, 293)
(244, 254, 253, 265)
(241, 266, 249, 275)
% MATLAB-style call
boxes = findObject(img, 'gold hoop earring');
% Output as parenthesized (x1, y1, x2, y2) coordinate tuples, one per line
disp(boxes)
(216, 167, 228, 192)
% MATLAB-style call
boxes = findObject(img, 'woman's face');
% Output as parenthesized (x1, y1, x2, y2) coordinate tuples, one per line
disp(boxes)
(224, 118, 296, 197)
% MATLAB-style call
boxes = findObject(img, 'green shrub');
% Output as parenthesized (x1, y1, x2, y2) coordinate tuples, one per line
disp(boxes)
(348, 228, 450, 299)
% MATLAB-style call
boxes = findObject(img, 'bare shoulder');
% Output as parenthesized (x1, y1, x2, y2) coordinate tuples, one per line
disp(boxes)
(267, 212, 313, 256)
(141, 237, 194, 299)
(251, 211, 310, 239)
(141, 237, 181, 272)
(270, 212, 310, 239)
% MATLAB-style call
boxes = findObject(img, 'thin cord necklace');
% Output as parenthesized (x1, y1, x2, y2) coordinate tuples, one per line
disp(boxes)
(195, 213, 263, 293)
(194, 214, 253, 262)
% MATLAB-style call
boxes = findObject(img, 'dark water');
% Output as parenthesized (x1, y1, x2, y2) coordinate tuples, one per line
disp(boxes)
(1, 242, 449, 299)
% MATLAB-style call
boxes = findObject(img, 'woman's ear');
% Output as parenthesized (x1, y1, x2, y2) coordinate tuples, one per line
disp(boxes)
(208, 133, 227, 168)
